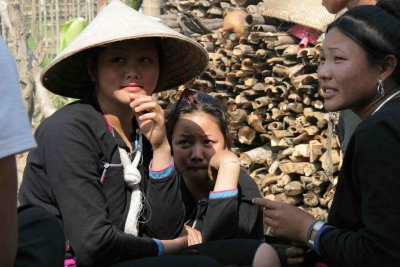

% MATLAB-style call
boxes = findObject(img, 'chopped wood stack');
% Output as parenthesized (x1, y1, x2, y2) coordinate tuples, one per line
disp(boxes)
(158, 0, 342, 220)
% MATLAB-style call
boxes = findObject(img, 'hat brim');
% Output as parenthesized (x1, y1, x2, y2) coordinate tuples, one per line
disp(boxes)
(41, 0, 209, 99)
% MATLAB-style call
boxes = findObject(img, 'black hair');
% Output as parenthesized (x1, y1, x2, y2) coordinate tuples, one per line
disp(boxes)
(166, 89, 233, 150)
(326, 0, 400, 84)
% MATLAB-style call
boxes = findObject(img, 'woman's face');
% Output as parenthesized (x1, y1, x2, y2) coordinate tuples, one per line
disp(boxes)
(172, 112, 226, 183)
(318, 28, 381, 115)
(94, 38, 159, 106)
(322, 0, 348, 13)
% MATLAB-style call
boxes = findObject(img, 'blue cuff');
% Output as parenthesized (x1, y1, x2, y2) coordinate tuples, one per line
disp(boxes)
(314, 224, 333, 256)
(153, 239, 164, 256)
(149, 160, 175, 179)
(209, 189, 238, 199)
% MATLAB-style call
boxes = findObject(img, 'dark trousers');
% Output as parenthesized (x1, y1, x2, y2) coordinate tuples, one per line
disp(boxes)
(110, 255, 222, 267)
(15, 205, 65, 267)
(110, 239, 264, 267)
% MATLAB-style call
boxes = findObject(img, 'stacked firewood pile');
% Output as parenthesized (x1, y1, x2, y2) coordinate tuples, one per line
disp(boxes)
(158, 0, 342, 220)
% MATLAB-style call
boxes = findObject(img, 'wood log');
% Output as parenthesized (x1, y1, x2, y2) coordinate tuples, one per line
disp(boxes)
(292, 144, 309, 158)
(247, 113, 266, 133)
(309, 140, 324, 162)
(284, 181, 305, 196)
(240, 144, 274, 167)
(268, 121, 283, 130)
(238, 125, 257, 145)
(278, 160, 317, 176)
(233, 44, 254, 56)
(260, 173, 282, 187)
(306, 207, 328, 221)
(275, 193, 303, 205)
(277, 173, 292, 187)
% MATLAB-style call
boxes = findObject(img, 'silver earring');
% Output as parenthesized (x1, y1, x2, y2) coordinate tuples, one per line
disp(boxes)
(377, 79, 385, 97)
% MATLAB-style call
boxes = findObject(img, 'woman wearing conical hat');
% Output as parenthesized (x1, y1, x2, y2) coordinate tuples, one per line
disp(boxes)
(17, 1, 219, 266)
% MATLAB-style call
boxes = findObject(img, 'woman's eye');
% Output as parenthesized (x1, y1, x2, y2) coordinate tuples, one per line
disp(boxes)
(111, 57, 125, 64)
(203, 140, 212, 145)
(334, 56, 344, 62)
(139, 57, 152, 64)
(178, 140, 190, 146)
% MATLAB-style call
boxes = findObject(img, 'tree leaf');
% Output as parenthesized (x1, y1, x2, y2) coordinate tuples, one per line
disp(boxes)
(59, 17, 88, 52)
(129, 0, 142, 10)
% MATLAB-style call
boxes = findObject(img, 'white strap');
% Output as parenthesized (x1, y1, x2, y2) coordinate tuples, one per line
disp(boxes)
(118, 130, 143, 236)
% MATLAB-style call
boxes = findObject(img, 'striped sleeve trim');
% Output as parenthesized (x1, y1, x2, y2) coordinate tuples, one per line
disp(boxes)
(209, 188, 238, 199)
(149, 159, 175, 179)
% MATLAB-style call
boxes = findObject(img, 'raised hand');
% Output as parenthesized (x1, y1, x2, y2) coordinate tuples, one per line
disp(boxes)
(129, 91, 171, 169)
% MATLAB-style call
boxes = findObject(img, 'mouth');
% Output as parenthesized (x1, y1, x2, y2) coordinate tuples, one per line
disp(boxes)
(321, 87, 338, 98)
(187, 166, 208, 171)
(121, 83, 143, 92)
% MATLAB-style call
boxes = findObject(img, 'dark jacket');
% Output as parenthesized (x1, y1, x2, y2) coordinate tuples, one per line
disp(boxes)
(180, 169, 264, 241)
(19, 98, 184, 267)
(320, 98, 400, 267)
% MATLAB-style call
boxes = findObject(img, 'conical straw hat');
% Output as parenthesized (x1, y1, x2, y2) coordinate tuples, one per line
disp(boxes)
(261, 0, 340, 31)
(41, 0, 209, 99)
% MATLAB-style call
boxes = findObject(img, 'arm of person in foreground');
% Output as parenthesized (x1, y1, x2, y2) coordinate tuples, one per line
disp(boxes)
(0, 155, 18, 267)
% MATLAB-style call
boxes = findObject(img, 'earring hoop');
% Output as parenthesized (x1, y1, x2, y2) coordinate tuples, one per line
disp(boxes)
(377, 79, 385, 97)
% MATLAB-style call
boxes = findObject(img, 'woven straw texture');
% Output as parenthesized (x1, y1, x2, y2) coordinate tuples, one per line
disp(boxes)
(262, 0, 340, 31)
(41, 0, 209, 99)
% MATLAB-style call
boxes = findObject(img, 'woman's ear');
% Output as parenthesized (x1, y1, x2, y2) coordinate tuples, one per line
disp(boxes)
(86, 58, 97, 82)
(379, 55, 397, 81)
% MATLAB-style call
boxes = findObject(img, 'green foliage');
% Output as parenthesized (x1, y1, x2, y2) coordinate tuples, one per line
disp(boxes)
(59, 17, 88, 52)
(129, 0, 142, 10)
(27, 34, 36, 51)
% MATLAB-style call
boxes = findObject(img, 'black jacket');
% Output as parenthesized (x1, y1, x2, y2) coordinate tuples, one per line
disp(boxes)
(320, 98, 400, 267)
(180, 169, 264, 241)
(19, 98, 184, 266)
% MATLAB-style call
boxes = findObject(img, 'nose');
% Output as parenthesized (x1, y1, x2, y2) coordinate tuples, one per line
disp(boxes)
(317, 62, 331, 82)
(190, 144, 204, 161)
(125, 63, 141, 81)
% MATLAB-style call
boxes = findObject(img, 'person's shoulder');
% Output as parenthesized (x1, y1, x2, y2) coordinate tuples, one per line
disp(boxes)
(354, 99, 400, 139)
(38, 99, 103, 131)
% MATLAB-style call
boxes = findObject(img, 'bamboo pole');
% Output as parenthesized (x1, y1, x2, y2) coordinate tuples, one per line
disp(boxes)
(55, 0, 59, 53)
(42, 0, 47, 47)
(142, 0, 160, 18)
(31, 0, 36, 36)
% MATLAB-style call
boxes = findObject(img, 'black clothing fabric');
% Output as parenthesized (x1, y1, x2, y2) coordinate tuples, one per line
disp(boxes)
(320, 98, 400, 266)
(18, 98, 184, 266)
(181, 169, 264, 241)
(110, 255, 222, 267)
(15, 205, 65, 267)
(183, 239, 263, 266)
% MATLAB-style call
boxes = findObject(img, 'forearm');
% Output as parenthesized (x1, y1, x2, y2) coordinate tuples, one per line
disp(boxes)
(161, 236, 187, 255)
(0, 155, 18, 267)
(212, 158, 240, 192)
(151, 138, 172, 170)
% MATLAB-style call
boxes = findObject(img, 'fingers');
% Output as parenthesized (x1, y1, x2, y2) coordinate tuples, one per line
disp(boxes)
(287, 256, 305, 265)
(285, 246, 306, 257)
(252, 197, 273, 208)
(185, 225, 202, 246)
(130, 94, 159, 113)
(286, 246, 307, 266)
